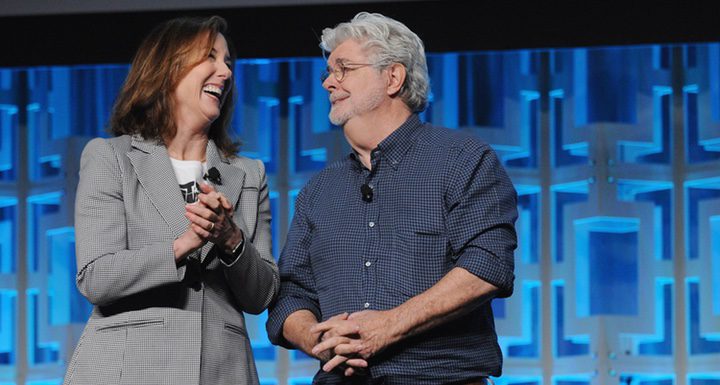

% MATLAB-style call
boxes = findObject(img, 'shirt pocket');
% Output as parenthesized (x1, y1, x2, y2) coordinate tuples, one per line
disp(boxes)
(390, 230, 451, 298)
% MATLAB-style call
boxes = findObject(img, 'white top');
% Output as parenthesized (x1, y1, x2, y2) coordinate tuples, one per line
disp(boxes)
(170, 158, 207, 204)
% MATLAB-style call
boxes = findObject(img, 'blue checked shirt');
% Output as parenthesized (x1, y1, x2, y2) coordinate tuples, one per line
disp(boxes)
(267, 115, 518, 384)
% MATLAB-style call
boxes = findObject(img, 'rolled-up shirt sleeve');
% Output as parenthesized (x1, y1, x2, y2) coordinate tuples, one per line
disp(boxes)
(444, 140, 518, 298)
(266, 186, 321, 348)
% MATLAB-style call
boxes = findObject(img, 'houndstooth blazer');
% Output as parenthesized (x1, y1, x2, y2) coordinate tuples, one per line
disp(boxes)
(64, 135, 279, 385)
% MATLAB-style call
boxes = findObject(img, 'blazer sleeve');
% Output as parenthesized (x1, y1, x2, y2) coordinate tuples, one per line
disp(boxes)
(222, 159, 280, 314)
(74, 138, 183, 306)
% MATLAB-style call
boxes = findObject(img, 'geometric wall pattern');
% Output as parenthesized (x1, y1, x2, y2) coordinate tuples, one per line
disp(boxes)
(0, 43, 719, 384)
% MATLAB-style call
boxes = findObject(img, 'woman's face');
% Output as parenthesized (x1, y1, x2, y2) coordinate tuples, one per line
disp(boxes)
(173, 33, 233, 132)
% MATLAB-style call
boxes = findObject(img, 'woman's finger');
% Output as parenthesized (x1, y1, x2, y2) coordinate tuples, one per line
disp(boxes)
(198, 193, 222, 212)
(185, 212, 215, 234)
(218, 193, 233, 212)
(186, 203, 220, 222)
(190, 223, 211, 239)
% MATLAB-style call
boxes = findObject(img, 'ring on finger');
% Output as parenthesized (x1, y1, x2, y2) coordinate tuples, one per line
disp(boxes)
(209, 222, 215, 232)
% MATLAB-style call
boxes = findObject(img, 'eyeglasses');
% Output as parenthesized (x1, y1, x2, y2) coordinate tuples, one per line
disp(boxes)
(320, 61, 376, 83)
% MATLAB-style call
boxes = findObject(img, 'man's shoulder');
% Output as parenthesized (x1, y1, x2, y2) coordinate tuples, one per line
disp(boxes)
(418, 123, 489, 151)
(302, 158, 351, 189)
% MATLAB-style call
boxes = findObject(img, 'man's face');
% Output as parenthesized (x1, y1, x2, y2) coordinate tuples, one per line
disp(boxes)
(322, 39, 388, 127)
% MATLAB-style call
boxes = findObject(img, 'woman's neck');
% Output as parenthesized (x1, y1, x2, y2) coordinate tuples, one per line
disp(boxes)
(166, 131, 208, 161)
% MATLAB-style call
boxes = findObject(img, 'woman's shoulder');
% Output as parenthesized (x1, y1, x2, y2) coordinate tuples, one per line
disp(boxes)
(79, 136, 138, 175)
(83, 135, 133, 155)
(227, 154, 265, 173)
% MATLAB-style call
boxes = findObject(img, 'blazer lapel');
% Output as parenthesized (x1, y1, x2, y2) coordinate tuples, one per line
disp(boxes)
(201, 141, 247, 261)
(127, 136, 189, 239)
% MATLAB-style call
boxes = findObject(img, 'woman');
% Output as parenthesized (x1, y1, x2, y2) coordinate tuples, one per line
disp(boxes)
(64, 16, 279, 385)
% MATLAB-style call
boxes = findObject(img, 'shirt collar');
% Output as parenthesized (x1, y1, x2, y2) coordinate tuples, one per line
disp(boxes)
(347, 114, 423, 171)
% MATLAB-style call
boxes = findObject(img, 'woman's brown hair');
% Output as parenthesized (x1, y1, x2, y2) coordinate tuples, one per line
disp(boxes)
(109, 15, 239, 157)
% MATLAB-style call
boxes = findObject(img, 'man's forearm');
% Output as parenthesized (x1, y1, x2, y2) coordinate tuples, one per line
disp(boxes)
(283, 309, 322, 356)
(390, 267, 498, 339)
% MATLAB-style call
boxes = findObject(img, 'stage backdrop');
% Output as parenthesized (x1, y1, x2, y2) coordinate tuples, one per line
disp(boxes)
(0, 44, 719, 385)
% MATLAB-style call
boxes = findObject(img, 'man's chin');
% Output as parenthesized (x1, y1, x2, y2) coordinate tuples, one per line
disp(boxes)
(329, 112, 348, 127)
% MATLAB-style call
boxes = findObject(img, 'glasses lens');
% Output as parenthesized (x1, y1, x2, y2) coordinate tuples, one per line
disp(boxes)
(335, 64, 345, 81)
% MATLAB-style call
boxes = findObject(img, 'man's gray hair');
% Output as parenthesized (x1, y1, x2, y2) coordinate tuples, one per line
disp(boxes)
(320, 12, 430, 113)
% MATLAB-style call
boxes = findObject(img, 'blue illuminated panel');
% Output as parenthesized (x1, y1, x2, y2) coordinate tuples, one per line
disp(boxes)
(690, 378, 720, 385)
(0, 104, 17, 181)
(0, 69, 19, 181)
(686, 43, 720, 163)
(625, 88, 672, 164)
(586, 222, 638, 316)
(292, 350, 314, 362)
(233, 60, 280, 173)
(553, 183, 589, 263)
(556, 380, 590, 385)
(688, 281, 720, 355)
(0, 198, 17, 274)
(247, 309, 276, 362)
(554, 284, 590, 357)
(269, 190, 280, 261)
(637, 282, 673, 356)
(288, 59, 339, 173)
(686, 184, 720, 260)
(617, 181, 673, 261)
(0, 291, 16, 365)
(25, 380, 62, 385)
(27, 192, 62, 273)
(550, 89, 587, 166)
(500, 379, 540, 385)
(425, 54, 459, 129)
(621, 377, 674, 385)
(585, 48, 639, 125)
(26, 67, 124, 181)
(288, 379, 313, 385)
(517, 191, 539, 264)
(27, 290, 59, 365)
(46, 227, 91, 325)
(506, 284, 540, 358)
(459, 53, 505, 128)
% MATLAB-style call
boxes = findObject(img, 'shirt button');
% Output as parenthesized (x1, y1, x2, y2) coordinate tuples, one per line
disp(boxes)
(365, 261, 372, 267)
(364, 302, 370, 308)
(368, 221, 375, 228)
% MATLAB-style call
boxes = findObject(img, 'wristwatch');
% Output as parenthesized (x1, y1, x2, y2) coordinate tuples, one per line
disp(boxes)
(220, 232, 245, 266)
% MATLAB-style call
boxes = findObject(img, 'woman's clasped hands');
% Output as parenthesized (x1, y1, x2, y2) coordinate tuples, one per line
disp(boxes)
(175, 182, 242, 261)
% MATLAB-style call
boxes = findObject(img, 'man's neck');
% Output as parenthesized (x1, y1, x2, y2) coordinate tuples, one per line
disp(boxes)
(344, 106, 412, 170)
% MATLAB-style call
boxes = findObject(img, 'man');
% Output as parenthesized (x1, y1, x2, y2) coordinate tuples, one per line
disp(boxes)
(267, 12, 517, 384)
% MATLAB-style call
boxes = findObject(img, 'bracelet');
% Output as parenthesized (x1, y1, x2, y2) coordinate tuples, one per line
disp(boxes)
(219, 232, 245, 266)
(230, 237, 245, 257)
